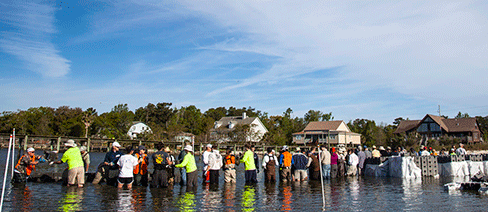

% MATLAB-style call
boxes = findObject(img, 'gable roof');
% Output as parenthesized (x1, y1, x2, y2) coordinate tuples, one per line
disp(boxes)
(303, 121, 345, 131)
(442, 118, 479, 132)
(394, 114, 480, 134)
(216, 116, 258, 127)
(394, 120, 421, 134)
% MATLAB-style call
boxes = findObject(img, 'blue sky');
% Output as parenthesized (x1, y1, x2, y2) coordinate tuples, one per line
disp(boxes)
(1, 0, 487, 124)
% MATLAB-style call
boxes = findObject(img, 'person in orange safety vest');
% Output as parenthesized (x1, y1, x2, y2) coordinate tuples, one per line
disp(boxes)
(133, 146, 148, 186)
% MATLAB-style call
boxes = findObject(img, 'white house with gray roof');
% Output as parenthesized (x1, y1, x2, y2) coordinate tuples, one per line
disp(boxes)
(210, 113, 268, 143)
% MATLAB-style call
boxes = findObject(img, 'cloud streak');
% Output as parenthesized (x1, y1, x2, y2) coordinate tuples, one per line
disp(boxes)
(0, 1, 70, 77)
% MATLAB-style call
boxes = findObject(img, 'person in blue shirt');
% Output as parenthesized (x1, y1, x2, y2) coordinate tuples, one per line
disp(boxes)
(93, 142, 122, 184)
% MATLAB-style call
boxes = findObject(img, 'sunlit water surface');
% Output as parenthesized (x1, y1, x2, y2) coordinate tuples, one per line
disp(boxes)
(0, 150, 487, 211)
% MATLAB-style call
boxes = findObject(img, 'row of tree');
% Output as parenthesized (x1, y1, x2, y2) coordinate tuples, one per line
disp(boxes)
(0, 103, 486, 148)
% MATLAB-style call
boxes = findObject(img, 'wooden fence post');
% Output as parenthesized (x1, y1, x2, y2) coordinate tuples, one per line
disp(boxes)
(87, 138, 91, 152)
(57, 137, 61, 152)
(22, 135, 28, 151)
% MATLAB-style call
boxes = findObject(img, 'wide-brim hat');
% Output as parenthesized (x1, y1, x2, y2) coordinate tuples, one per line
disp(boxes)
(64, 139, 77, 147)
(184, 145, 193, 152)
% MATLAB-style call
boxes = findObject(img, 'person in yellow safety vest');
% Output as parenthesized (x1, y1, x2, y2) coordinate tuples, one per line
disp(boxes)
(279, 146, 293, 182)
(175, 145, 198, 188)
(14, 147, 42, 182)
(133, 146, 148, 186)
(240, 144, 257, 184)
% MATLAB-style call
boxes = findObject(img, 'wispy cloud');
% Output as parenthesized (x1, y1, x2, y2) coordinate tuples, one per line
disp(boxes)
(0, 1, 70, 77)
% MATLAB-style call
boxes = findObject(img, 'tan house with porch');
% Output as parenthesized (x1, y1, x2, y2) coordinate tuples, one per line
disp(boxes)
(292, 121, 361, 145)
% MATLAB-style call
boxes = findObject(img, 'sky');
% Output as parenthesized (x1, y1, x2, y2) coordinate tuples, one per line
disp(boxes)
(1, 0, 487, 124)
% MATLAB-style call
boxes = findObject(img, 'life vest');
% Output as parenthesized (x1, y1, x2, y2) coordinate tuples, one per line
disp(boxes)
(133, 153, 148, 175)
(225, 155, 235, 165)
(15, 154, 36, 176)
(282, 151, 292, 167)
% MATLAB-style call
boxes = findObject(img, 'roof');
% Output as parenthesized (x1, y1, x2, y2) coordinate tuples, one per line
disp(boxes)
(442, 118, 479, 132)
(216, 116, 258, 127)
(303, 121, 344, 131)
(394, 120, 421, 134)
(210, 115, 266, 133)
(394, 114, 480, 134)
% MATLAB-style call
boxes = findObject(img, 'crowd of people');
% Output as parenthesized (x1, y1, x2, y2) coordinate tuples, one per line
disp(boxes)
(12, 141, 470, 189)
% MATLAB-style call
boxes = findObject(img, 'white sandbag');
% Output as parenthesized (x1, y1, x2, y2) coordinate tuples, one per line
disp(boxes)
(483, 161, 488, 175)
(466, 161, 484, 176)
(438, 161, 469, 176)
(389, 156, 422, 179)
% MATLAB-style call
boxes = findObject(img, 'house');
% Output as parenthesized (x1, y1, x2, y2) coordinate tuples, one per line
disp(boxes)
(210, 112, 268, 143)
(127, 122, 152, 139)
(394, 114, 483, 143)
(175, 132, 194, 144)
(292, 121, 361, 145)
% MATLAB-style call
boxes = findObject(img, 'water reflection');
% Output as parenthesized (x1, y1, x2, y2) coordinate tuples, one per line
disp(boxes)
(131, 187, 148, 211)
(241, 185, 257, 212)
(150, 187, 174, 211)
(201, 183, 222, 210)
(59, 187, 84, 212)
(223, 183, 237, 211)
(280, 184, 293, 211)
(116, 189, 134, 212)
(176, 187, 196, 212)
(11, 184, 33, 212)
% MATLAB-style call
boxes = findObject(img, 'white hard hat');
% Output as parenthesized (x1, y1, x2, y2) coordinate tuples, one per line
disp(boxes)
(112, 142, 121, 148)
(206, 144, 212, 148)
(27, 147, 35, 152)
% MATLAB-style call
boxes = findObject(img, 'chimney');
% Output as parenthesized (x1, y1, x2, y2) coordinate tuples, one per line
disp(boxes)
(243, 112, 247, 119)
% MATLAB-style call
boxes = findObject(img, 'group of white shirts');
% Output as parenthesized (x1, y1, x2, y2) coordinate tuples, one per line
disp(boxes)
(203, 150, 223, 171)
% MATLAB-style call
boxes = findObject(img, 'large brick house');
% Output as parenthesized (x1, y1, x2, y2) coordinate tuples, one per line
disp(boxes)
(394, 114, 482, 143)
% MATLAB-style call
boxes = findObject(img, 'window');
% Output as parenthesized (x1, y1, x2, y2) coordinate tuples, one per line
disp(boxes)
(329, 134, 336, 140)
(295, 135, 302, 140)
(430, 123, 440, 132)
(418, 123, 428, 132)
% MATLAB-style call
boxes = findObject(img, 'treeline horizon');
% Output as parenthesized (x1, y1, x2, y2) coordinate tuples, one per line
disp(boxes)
(1, 103, 487, 148)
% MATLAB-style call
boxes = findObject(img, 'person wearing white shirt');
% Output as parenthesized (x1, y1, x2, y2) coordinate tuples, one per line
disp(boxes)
(206, 149, 223, 184)
(456, 143, 467, 155)
(117, 146, 141, 189)
(202, 144, 213, 182)
(262, 148, 279, 183)
(346, 149, 359, 176)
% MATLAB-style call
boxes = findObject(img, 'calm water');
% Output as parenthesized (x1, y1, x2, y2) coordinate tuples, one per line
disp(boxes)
(0, 150, 487, 211)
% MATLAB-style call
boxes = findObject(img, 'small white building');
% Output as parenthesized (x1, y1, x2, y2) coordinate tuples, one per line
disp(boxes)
(175, 132, 195, 144)
(127, 122, 152, 139)
(210, 112, 268, 143)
